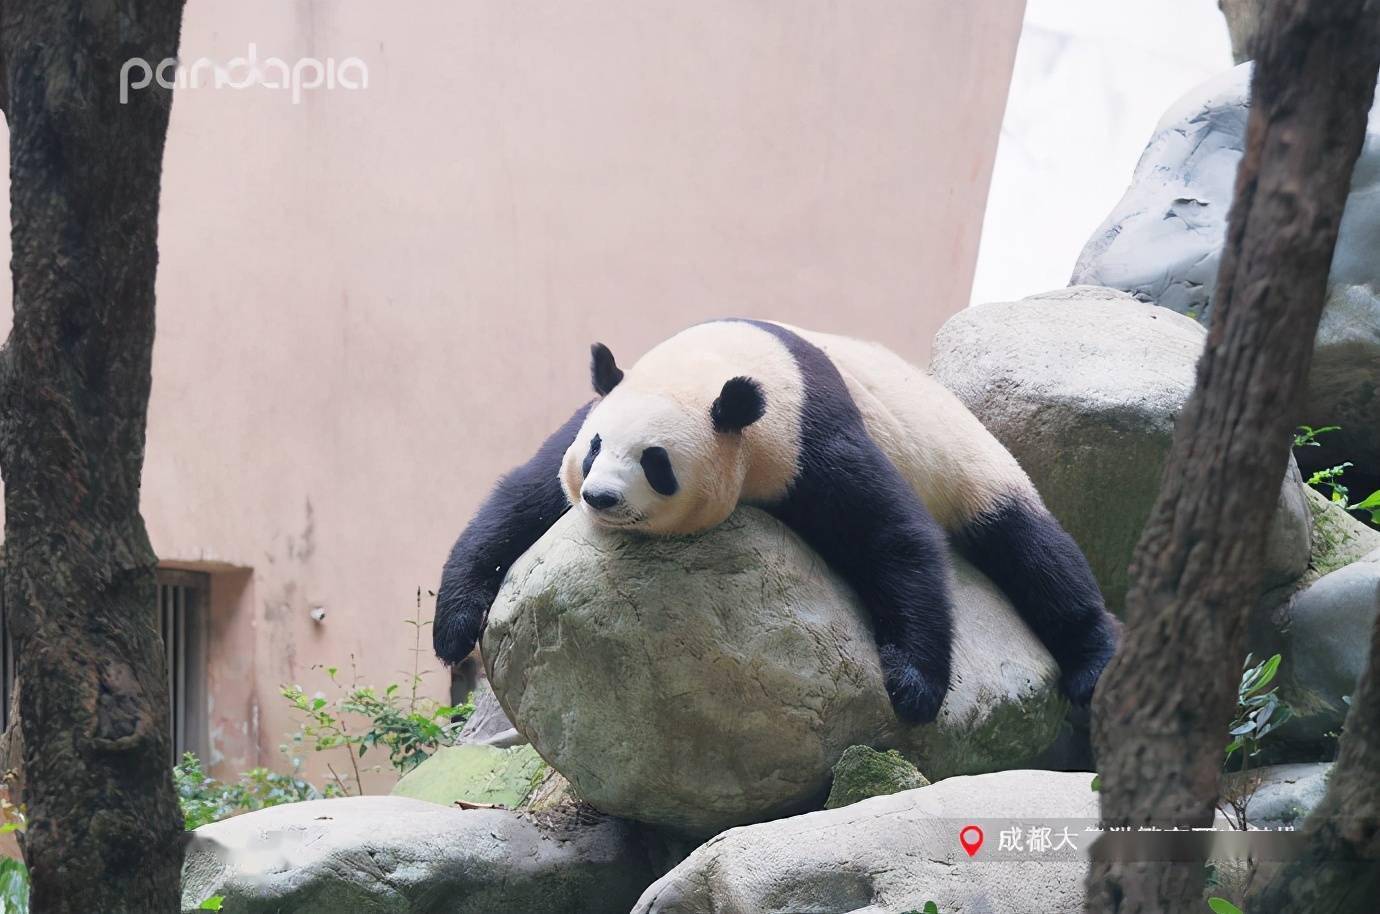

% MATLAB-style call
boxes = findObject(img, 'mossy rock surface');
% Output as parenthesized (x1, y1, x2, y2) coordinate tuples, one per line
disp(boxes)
(391, 744, 545, 809)
(1305, 486, 1380, 580)
(825, 745, 928, 809)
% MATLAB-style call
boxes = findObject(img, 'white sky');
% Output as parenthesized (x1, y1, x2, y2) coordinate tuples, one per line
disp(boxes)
(970, 0, 1234, 305)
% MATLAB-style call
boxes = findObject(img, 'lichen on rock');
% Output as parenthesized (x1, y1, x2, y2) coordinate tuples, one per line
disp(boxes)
(824, 745, 928, 810)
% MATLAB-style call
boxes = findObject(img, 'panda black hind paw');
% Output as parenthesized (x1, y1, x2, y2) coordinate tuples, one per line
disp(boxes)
(1060, 659, 1107, 707)
(1059, 617, 1119, 706)
(880, 646, 946, 724)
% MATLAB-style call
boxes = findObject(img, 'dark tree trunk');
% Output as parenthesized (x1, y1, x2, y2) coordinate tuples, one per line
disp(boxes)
(1247, 611, 1380, 910)
(1084, 2, 1380, 912)
(0, 1, 187, 912)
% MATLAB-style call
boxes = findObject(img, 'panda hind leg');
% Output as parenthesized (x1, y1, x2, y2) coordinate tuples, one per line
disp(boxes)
(952, 493, 1119, 706)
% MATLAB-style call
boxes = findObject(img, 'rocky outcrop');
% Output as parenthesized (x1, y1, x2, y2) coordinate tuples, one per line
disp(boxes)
(483, 507, 1067, 836)
(931, 287, 1311, 613)
(180, 796, 658, 914)
(1071, 63, 1380, 475)
(632, 770, 1099, 914)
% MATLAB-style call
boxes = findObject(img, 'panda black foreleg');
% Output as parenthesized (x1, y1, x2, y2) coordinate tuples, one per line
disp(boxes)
(433, 402, 592, 666)
(952, 494, 1119, 706)
(769, 436, 954, 724)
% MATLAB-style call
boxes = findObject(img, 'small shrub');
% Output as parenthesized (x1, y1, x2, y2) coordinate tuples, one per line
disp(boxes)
(174, 752, 334, 830)
(0, 858, 27, 914)
(1294, 425, 1380, 524)
(280, 590, 472, 794)
(1218, 653, 1294, 830)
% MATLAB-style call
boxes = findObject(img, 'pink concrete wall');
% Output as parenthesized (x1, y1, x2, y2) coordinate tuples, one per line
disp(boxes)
(1, 0, 1023, 789)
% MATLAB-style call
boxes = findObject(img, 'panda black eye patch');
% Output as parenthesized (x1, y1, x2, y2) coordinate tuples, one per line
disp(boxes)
(640, 447, 678, 496)
(582, 435, 601, 477)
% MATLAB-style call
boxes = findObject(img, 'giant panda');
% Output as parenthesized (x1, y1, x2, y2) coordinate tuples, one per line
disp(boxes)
(435, 319, 1118, 723)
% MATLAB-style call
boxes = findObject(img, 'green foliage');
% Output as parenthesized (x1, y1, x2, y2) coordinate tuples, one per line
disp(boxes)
(1207, 898, 1242, 914)
(1293, 425, 1380, 523)
(281, 590, 472, 794)
(175, 752, 334, 830)
(0, 858, 27, 914)
(1225, 653, 1293, 770)
(1219, 654, 1296, 829)
(1090, 774, 1101, 791)
(1293, 425, 1341, 448)
(199, 897, 226, 911)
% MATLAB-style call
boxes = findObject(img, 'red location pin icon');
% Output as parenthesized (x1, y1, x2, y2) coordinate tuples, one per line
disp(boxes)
(959, 825, 984, 857)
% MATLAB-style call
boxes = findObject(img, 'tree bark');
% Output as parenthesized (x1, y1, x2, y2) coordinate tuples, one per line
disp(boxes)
(1247, 609, 1380, 910)
(0, 1, 187, 911)
(1084, 2, 1380, 912)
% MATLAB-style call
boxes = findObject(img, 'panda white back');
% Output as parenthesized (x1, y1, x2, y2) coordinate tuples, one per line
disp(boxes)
(600, 319, 1032, 532)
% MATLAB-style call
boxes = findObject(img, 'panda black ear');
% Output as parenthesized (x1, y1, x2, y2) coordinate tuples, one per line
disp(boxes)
(590, 343, 623, 396)
(711, 377, 766, 433)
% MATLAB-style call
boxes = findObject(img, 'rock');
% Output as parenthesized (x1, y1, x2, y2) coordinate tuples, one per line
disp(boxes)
(455, 677, 526, 748)
(390, 744, 546, 809)
(632, 770, 1099, 914)
(483, 507, 1066, 836)
(1234, 763, 1332, 830)
(824, 745, 928, 810)
(180, 795, 657, 914)
(523, 765, 578, 813)
(931, 287, 1311, 613)
(1270, 557, 1379, 741)
(1304, 488, 1380, 580)
(1219, 0, 1265, 63)
(1071, 63, 1380, 474)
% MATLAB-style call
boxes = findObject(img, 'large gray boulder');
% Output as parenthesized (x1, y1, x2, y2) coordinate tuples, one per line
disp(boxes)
(483, 508, 1066, 836)
(180, 796, 657, 914)
(632, 770, 1099, 914)
(1236, 763, 1333, 830)
(1071, 63, 1380, 473)
(1264, 551, 1379, 742)
(931, 287, 1310, 613)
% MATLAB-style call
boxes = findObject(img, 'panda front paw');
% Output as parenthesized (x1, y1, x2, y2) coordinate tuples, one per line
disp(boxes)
(880, 644, 947, 724)
(433, 585, 489, 665)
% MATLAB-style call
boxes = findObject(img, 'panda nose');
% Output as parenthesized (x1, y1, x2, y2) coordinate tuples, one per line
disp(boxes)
(582, 489, 621, 511)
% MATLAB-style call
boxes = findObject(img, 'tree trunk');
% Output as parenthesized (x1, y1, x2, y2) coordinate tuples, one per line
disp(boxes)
(1084, 2, 1380, 912)
(1247, 609, 1380, 910)
(0, 1, 188, 911)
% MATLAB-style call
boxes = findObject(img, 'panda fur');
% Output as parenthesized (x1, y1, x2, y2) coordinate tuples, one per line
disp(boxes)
(435, 319, 1118, 723)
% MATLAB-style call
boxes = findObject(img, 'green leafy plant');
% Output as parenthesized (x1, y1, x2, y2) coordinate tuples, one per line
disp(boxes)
(199, 897, 226, 911)
(0, 858, 27, 914)
(281, 591, 472, 795)
(174, 752, 334, 830)
(1218, 653, 1294, 829)
(1293, 425, 1380, 523)
(1207, 897, 1242, 914)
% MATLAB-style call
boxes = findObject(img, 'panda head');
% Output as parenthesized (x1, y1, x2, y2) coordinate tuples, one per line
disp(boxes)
(560, 342, 766, 534)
